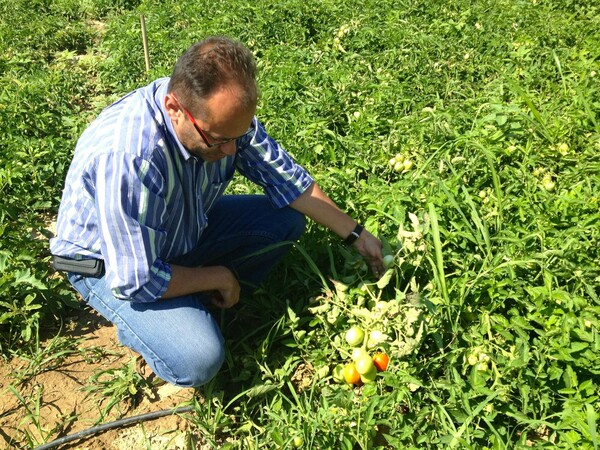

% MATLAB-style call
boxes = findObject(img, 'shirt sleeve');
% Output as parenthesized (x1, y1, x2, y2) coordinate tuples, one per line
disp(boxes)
(94, 152, 171, 302)
(235, 118, 314, 208)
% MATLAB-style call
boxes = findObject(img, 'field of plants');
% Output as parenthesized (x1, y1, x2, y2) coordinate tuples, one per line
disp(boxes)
(1, 0, 599, 448)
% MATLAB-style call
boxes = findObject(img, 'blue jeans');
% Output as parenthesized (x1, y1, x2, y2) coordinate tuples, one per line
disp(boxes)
(68, 195, 306, 387)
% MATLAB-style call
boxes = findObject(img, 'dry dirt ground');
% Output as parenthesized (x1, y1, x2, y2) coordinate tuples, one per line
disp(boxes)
(0, 307, 201, 450)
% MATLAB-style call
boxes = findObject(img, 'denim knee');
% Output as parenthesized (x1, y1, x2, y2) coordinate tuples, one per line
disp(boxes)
(284, 208, 307, 241)
(153, 338, 225, 388)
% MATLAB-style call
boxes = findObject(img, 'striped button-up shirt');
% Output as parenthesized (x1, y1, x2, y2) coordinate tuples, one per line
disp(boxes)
(50, 78, 313, 303)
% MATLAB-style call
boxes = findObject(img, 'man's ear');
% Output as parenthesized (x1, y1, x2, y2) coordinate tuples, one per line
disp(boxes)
(164, 93, 181, 123)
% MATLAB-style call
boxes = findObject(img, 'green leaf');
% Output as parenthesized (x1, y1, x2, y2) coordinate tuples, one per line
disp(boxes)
(586, 403, 598, 450)
(271, 430, 284, 446)
(495, 115, 508, 126)
(245, 383, 280, 399)
(13, 269, 47, 290)
(376, 269, 394, 289)
(564, 365, 579, 389)
(570, 342, 589, 353)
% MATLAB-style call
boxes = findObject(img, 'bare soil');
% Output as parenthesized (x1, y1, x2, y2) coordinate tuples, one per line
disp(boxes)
(0, 307, 199, 450)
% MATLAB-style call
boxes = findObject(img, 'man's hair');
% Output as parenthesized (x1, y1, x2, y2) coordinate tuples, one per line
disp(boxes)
(168, 36, 258, 116)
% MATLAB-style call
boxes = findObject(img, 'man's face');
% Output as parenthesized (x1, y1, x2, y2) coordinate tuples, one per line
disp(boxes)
(166, 85, 256, 161)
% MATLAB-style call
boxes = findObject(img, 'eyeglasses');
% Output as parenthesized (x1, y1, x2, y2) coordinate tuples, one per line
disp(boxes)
(172, 93, 253, 148)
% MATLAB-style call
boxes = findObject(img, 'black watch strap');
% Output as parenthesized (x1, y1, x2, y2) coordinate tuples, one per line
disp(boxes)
(344, 223, 364, 246)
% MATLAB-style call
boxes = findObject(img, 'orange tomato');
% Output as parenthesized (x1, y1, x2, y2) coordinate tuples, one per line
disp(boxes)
(343, 363, 361, 385)
(372, 352, 390, 372)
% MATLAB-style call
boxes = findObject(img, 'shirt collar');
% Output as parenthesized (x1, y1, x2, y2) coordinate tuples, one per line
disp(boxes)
(153, 78, 195, 162)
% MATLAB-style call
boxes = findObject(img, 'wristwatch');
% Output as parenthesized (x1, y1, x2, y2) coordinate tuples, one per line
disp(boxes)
(344, 223, 364, 246)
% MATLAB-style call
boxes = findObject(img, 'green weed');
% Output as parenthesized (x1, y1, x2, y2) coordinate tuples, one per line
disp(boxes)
(83, 357, 155, 422)
(10, 333, 94, 385)
(6, 384, 76, 448)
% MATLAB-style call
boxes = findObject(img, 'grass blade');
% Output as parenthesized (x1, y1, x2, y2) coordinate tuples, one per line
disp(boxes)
(587, 403, 598, 450)
(460, 185, 491, 256)
(428, 203, 449, 304)
(551, 49, 567, 96)
(506, 79, 553, 143)
(449, 392, 499, 448)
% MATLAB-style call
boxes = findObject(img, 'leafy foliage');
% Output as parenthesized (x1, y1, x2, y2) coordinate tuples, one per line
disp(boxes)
(0, 0, 137, 354)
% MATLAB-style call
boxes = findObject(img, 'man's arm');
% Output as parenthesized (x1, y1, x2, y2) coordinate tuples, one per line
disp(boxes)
(290, 182, 385, 277)
(162, 264, 240, 308)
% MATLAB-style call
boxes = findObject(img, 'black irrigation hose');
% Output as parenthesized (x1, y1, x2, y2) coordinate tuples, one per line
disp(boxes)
(34, 405, 194, 450)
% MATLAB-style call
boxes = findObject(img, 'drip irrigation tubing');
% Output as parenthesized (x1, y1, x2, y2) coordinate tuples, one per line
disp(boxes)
(33, 405, 194, 450)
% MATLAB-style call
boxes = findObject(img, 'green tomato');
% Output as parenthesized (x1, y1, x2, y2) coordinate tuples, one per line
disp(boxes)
(366, 338, 378, 350)
(293, 436, 304, 447)
(557, 142, 569, 154)
(360, 364, 377, 383)
(382, 254, 395, 269)
(332, 364, 345, 383)
(354, 352, 375, 375)
(352, 348, 369, 361)
(543, 179, 555, 191)
(367, 330, 385, 349)
(345, 326, 365, 347)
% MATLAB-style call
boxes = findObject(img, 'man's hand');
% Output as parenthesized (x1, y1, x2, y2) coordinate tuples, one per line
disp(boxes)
(210, 268, 241, 309)
(289, 182, 385, 278)
(163, 264, 240, 307)
(353, 229, 385, 278)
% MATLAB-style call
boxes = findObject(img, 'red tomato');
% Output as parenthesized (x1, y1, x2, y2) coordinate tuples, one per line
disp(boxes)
(372, 352, 390, 372)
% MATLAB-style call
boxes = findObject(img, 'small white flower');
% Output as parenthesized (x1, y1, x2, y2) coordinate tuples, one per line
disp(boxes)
(408, 383, 420, 392)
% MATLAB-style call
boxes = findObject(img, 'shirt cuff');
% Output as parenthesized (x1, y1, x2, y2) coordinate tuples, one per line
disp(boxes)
(110, 259, 172, 303)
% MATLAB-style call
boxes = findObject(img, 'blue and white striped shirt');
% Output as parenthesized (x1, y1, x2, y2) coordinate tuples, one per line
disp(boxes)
(50, 78, 313, 303)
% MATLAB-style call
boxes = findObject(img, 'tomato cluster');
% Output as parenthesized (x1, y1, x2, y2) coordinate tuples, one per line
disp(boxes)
(388, 153, 414, 173)
(332, 326, 390, 386)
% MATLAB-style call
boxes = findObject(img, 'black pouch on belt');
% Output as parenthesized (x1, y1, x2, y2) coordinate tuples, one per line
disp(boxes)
(52, 256, 105, 277)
